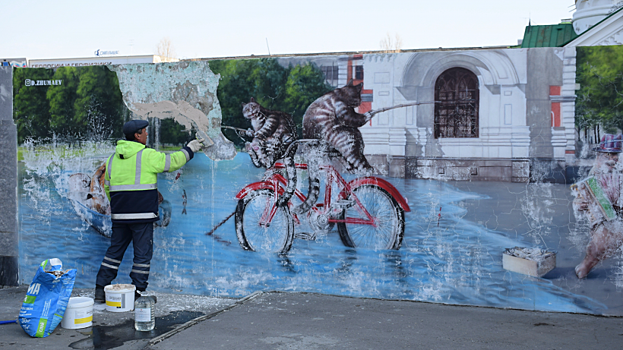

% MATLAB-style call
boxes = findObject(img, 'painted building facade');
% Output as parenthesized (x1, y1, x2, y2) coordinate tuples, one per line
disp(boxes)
(359, 48, 576, 181)
(276, 47, 577, 182)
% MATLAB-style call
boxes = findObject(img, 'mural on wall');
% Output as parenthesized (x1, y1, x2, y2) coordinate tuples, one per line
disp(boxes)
(240, 97, 296, 169)
(13, 46, 623, 317)
(572, 134, 623, 279)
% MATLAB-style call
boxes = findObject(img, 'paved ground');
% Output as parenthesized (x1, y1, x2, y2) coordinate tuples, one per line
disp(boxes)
(0, 286, 235, 350)
(1, 286, 622, 350)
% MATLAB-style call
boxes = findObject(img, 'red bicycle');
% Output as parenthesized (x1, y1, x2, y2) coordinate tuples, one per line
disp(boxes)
(233, 141, 411, 254)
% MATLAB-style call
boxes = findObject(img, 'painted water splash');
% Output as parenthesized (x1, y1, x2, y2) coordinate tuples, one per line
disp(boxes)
(18, 145, 608, 315)
(20, 139, 115, 213)
(520, 182, 556, 248)
(19, 139, 116, 280)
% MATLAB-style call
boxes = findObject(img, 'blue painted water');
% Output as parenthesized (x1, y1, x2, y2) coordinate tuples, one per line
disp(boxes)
(18, 143, 606, 314)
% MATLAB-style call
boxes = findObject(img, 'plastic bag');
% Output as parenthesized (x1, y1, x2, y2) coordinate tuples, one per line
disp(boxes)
(18, 258, 77, 338)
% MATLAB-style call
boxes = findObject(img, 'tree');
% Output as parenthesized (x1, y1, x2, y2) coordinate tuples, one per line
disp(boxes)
(209, 59, 260, 136)
(13, 68, 54, 143)
(47, 67, 79, 137)
(74, 66, 126, 140)
(159, 118, 192, 145)
(209, 58, 332, 145)
(380, 33, 403, 53)
(283, 63, 332, 128)
(576, 46, 623, 133)
(248, 58, 290, 110)
(13, 66, 127, 144)
(156, 37, 176, 61)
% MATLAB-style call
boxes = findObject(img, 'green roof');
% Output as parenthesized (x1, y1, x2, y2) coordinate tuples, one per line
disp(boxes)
(520, 23, 578, 48)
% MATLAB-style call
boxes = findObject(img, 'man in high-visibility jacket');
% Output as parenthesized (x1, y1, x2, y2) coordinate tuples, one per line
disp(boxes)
(94, 120, 204, 302)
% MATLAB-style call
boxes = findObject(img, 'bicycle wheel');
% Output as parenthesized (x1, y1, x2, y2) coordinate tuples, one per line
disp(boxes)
(337, 184, 405, 250)
(235, 189, 294, 254)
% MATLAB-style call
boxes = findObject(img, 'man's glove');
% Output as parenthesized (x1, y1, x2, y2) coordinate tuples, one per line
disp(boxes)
(364, 111, 374, 122)
(246, 128, 255, 137)
(187, 138, 205, 152)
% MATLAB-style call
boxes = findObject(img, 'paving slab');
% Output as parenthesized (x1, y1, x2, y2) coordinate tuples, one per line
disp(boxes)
(151, 292, 623, 350)
(2, 285, 622, 350)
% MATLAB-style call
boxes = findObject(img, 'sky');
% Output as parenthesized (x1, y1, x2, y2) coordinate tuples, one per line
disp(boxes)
(1, 0, 577, 60)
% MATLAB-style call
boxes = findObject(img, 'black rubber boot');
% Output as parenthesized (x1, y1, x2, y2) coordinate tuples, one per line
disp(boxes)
(94, 285, 105, 303)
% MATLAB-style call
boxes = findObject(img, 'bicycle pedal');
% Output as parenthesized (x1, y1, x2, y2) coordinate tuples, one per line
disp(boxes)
(295, 232, 317, 241)
(333, 199, 355, 209)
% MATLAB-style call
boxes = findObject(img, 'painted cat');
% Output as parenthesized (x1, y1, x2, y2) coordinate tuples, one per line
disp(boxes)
(242, 98, 297, 168)
(302, 81, 373, 173)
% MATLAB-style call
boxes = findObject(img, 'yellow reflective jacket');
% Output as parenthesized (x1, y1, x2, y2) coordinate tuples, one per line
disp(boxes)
(104, 140, 192, 223)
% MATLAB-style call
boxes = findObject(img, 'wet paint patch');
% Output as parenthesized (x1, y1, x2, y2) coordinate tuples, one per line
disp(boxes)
(68, 310, 203, 350)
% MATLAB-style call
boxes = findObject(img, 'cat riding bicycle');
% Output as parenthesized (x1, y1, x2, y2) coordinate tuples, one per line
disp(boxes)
(232, 84, 410, 254)
(233, 139, 410, 254)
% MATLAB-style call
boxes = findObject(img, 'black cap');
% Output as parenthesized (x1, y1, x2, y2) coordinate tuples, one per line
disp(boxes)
(123, 120, 149, 135)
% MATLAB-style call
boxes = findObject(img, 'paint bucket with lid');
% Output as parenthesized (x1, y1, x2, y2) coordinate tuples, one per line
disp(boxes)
(61, 297, 94, 329)
(104, 284, 135, 312)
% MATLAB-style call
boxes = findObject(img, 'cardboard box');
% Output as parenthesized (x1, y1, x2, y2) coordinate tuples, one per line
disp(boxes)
(502, 247, 556, 277)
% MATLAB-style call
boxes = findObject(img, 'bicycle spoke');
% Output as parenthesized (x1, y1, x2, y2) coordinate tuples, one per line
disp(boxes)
(236, 189, 294, 254)
(339, 185, 404, 250)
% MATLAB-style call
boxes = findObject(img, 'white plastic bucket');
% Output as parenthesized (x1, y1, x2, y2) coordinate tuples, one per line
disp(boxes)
(104, 284, 135, 312)
(61, 297, 94, 329)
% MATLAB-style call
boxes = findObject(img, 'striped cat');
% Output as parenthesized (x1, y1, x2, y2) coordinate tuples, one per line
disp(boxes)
(302, 81, 374, 173)
(278, 140, 326, 215)
(242, 98, 296, 168)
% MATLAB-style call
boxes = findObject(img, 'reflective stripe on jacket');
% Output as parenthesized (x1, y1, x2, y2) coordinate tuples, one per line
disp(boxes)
(104, 140, 193, 223)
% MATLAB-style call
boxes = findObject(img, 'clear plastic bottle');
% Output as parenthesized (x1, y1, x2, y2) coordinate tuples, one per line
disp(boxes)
(134, 296, 155, 331)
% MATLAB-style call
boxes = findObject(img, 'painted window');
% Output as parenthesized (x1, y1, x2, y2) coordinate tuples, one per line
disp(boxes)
(434, 67, 479, 138)
(355, 65, 364, 80)
(321, 65, 339, 86)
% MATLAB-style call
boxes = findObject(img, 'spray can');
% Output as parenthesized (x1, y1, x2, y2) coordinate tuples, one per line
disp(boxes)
(134, 296, 156, 331)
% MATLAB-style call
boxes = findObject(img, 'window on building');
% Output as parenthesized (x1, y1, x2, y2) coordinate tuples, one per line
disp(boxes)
(321, 65, 339, 86)
(434, 67, 479, 138)
(354, 65, 364, 80)
(320, 66, 339, 81)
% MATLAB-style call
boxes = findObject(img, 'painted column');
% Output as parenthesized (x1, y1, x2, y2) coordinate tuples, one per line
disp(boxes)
(0, 66, 18, 286)
(561, 47, 578, 163)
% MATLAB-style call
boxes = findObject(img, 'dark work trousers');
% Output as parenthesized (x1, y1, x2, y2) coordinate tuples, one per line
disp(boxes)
(95, 222, 153, 291)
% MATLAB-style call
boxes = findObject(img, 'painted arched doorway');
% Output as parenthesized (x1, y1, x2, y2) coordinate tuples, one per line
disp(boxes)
(434, 67, 479, 138)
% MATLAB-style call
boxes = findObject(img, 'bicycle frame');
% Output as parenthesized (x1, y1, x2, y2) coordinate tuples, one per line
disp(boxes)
(235, 162, 411, 228)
